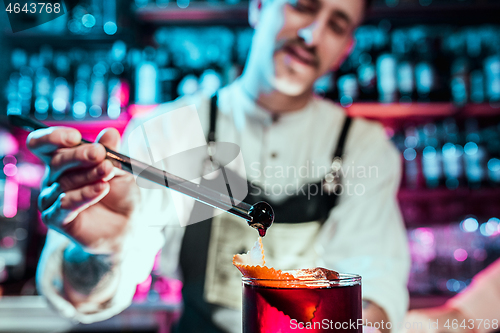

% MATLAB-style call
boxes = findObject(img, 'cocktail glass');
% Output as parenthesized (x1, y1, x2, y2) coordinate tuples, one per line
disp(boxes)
(242, 273, 362, 333)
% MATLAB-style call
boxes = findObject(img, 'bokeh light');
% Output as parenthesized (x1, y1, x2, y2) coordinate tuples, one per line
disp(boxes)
(454, 248, 468, 262)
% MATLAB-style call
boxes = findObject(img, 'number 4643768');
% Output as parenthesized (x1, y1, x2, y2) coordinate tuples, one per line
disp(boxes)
(444, 319, 499, 331)
(6, 2, 61, 14)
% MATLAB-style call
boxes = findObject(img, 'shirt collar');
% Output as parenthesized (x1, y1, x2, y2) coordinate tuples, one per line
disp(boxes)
(229, 79, 313, 127)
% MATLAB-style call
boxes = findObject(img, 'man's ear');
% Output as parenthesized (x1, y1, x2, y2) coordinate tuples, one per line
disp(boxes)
(331, 37, 355, 71)
(248, 0, 262, 28)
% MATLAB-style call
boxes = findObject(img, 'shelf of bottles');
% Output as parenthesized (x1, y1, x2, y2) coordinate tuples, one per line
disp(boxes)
(391, 117, 500, 221)
(2, 0, 122, 38)
(132, 0, 500, 25)
(5, 42, 132, 123)
(4, 6, 500, 120)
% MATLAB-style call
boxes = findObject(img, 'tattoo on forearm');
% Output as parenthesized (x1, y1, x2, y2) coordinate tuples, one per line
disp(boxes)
(62, 250, 115, 295)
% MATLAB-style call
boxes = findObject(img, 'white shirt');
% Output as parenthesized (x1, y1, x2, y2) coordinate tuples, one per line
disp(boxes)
(37, 81, 410, 331)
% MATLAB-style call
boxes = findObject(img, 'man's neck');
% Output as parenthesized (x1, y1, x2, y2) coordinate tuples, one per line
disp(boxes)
(239, 72, 313, 114)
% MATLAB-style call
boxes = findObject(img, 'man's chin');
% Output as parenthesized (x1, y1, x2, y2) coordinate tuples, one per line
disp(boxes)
(273, 77, 312, 97)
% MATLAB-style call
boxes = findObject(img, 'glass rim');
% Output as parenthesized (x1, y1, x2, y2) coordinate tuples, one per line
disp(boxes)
(242, 272, 361, 284)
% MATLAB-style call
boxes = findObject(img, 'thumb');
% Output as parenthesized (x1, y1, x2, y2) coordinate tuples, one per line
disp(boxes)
(96, 128, 121, 152)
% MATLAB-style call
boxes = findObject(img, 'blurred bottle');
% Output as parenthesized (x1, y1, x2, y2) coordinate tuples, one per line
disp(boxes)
(107, 41, 129, 119)
(392, 28, 415, 103)
(72, 64, 92, 119)
(377, 54, 398, 103)
(441, 119, 464, 190)
(34, 66, 52, 120)
(89, 62, 108, 118)
(422, 123, 443, 188)
(450, 57, 469, 107)
(355, 27, 377, 101)
(357, 52, 377, 101)
(177, 74, 199, 97)
(415, 58, 434, 102)
(470, 70, 485, 104)
(52, 77, 71, 120)
(466, 28, 485, 105)
(463, 119, 486, 189)
(403, 126, 422, 189)
(485, 124, 500, 186)
(135, 48, 159, 105)
(102, 0, 118, 36)
(337, 74, 358, 108)
(484, 55, 500, 105)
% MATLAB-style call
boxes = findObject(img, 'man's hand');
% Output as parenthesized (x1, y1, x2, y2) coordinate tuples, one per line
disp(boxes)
(363, 300, 391, 333)
(28, 126, 140, 255)
(401, 306, 474, 333)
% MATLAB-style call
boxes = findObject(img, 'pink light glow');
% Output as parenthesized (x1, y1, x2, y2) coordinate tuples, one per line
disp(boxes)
(3, 178, 19, 218)
(133, 274, 152, 302)
(128, 104, 159, 117)
(15, 163, 45, 188)
(0, 131, 19, 156)
(119, 81, 130, 107)
(3, 164, 17, 177)
(413, 228, 434, 246)
(3, 155, 17, 165)
(1, 236, 16, 249)
(454, 248, 468, 262)
(18, 186, 31, 210)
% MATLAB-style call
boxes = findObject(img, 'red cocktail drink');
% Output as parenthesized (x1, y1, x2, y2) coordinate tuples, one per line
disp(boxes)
(242, 273, 362, 333)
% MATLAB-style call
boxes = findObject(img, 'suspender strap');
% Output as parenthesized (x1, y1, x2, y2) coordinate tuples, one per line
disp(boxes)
(332, 115, 352, 159)
(208, 94, 218, 143)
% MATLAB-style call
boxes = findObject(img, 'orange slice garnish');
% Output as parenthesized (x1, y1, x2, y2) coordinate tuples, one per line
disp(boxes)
(233, 238, 295, 284)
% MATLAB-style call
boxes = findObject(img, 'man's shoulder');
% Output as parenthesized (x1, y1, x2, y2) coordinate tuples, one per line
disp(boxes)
(312, 97, 399, 167)
(312, 97, 387, 142)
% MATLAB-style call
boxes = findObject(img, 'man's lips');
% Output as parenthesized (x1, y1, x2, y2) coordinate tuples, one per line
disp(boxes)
(283, 44, 318, 68)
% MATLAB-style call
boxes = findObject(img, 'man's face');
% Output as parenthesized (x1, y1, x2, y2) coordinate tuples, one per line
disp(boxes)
(249, 0, 365, 96)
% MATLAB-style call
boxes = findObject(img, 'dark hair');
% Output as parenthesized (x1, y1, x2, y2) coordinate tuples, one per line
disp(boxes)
(365, 0, 374, 11)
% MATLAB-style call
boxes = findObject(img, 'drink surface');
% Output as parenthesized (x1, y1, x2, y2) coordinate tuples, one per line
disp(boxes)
(243, 282, 362, 333)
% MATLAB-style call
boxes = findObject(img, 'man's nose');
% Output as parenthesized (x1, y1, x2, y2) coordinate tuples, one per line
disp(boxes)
(297, 21, 324, 46)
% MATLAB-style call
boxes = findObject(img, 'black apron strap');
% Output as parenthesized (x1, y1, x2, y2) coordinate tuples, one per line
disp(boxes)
(332, 115, 352, 159)
(207, 93, 218, 143)
(327, 115, 353, 208)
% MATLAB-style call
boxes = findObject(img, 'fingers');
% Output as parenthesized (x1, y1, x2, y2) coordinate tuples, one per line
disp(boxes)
(59, 160, 115, 192)
(27, 127, 81, 158)
(39, 160, 115, 211)
(97, 128, 121, 151)
(39, 182, 62, 213)
(41, 182, 110, 227)
(44, 127, 120, 185)
(47, 143, 107, 185)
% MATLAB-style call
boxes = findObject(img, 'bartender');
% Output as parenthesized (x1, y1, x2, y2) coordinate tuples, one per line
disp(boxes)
(28, 0, 410, 332)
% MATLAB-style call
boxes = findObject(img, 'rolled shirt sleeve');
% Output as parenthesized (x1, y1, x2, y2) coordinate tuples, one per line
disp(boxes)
(316, 118, 411, 327)
(35, 98, 206, 323)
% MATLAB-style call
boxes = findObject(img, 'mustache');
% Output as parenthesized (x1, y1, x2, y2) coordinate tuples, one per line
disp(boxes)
(276, 38, 319, 68)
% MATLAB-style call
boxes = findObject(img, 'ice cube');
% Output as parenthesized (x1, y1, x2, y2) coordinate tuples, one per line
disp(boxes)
(290, 267, 339, 281)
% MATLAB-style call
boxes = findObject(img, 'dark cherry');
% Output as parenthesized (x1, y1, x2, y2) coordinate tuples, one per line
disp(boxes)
(247, 201, 274, 237)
